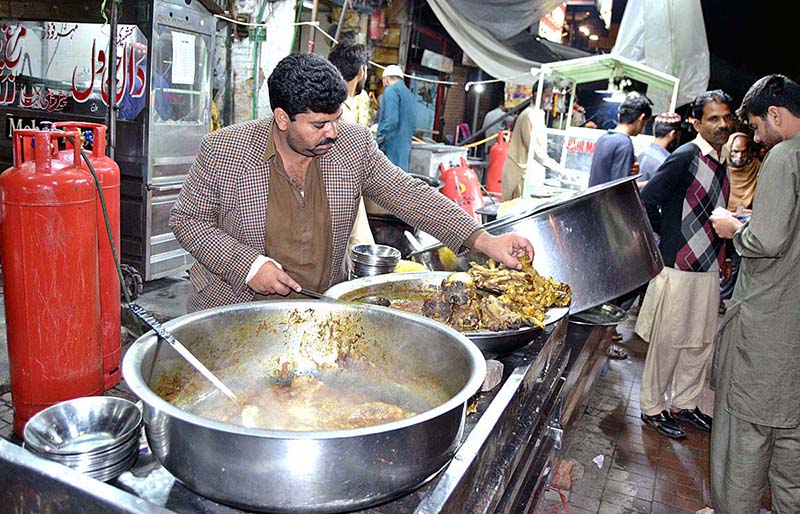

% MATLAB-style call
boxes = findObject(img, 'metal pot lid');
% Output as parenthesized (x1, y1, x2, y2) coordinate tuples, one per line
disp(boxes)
(569, 303, 627, 326)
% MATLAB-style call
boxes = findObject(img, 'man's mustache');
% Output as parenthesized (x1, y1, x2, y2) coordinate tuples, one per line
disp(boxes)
(317, 137, 337, 147)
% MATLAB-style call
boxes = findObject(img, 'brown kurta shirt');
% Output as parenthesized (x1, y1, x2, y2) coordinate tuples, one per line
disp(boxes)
(254, 131, 333, 300)
(172, 116, 487, 312)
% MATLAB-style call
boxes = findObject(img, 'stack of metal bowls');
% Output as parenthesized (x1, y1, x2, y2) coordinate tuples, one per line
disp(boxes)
(350, 243, 401, 277)
(22, 396, 142, 482)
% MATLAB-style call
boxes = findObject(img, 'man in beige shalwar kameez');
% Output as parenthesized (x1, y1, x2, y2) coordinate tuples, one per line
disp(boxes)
(635, 90, 735, 439)
(501, 85, 564, 201)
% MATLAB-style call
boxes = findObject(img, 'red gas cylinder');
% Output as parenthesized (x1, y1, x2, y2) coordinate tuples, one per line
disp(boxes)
(485, 130, 510, 194)
(439, 157, 485, 222)
(54, 122, 121, 389)
(0, 129, 103, 437)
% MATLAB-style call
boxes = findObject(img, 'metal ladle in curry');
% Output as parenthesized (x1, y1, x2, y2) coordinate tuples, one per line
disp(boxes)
(128, 303, 262, 427)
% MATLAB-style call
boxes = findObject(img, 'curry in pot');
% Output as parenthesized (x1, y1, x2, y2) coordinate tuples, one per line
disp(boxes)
(188, 374, 418, 431)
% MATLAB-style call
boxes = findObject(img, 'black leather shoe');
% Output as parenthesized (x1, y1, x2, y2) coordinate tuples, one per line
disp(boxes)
(673, 407, 712, 432)
(641, 410, 686, 439)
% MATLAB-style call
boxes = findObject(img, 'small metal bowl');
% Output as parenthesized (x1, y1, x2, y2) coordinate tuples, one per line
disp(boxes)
(568, 303, 628, 326)
(351, 244, 401, 264)
(24, 433, 139, 471)
(23, 396, 142, 456)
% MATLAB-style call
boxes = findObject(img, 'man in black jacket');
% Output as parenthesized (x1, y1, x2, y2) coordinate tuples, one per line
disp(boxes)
(634, 90, 734, 439)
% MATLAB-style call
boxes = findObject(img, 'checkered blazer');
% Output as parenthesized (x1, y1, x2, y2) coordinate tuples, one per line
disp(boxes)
(170, 116, 481, 311)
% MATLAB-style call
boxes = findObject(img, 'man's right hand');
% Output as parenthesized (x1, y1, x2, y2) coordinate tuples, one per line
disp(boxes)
(710, 214, 742, 240)
(247, 261, 301, 296)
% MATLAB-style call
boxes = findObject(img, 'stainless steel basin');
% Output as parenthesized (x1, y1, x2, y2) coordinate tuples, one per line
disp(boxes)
(122, 300, 486, 513)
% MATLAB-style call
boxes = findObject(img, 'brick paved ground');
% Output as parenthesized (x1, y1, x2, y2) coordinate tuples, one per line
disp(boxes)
(540, 316, 715, 514)
(0, 388, 12, 441)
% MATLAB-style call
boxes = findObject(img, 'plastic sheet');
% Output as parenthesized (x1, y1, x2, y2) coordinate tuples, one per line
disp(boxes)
(427, 0, 561, 84)
(612, 0, 710, 110)
(434, 0, 560, 41)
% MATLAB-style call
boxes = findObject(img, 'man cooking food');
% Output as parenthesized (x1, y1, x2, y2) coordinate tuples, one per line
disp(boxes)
(170, 52, 534, 312)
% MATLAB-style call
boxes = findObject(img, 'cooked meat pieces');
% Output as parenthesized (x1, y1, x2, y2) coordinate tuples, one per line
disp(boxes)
(441, 272, 476, 305)
(422, 296, 452, 321)
(347, 402, 415, 426)
(289, 374, 325, 401)
(385, 257, 570, 333)
(479, 295, 524, 331)
(448, 301, 482, 331)
(467, 260, 527, 292)
(192, 373, 418, 431)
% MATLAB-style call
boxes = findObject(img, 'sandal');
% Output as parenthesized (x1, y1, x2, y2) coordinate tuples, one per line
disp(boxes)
(608, 344, 628, 360)
(612, 329, 623, 341)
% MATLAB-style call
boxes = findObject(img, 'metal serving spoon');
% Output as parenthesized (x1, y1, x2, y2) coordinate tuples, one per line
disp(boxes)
(298, 288, 391, 307)
(129, 303, 261, 426)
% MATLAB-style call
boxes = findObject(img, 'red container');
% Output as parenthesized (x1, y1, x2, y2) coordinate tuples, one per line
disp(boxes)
(439, 157, 485, 222)
(0, 129, 103, 437)
(368, 11, 385, 40)
(55, 122, 121, 389)
(485, 130, 510, 194)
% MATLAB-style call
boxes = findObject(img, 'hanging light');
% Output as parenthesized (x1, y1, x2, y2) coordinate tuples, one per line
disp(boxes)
(595, 75, 632, 96)
(602, 91, 628, 103)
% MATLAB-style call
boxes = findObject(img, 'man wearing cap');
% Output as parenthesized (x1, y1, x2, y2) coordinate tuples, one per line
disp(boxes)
(636, 112, 682, 185)
(376, 64, 416, 171)
(171, 53, 534, 311)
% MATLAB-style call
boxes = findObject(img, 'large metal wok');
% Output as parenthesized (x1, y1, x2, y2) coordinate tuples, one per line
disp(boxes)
(324, 272, 569, 355)
(122, 300, 485, 513)
(407, 176, 663, 313)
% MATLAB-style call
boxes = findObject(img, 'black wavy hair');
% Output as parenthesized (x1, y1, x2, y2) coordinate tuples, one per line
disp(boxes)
(328, 43, 370, 82)
(618, 94, 652, 124)
(690, 90, 734, 121)
(653, 119, 682, 138)
(268, 53, 348, 120)
(738, 74, 800, 118)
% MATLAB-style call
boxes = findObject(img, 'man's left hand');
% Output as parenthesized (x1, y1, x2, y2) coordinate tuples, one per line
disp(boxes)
(473, 232, 534, 269)
(710, 215, 742, 239)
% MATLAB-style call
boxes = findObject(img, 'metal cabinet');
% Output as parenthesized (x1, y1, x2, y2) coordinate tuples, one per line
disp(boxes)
(125, 0, 216, 281)
(0, 0, 221, 284)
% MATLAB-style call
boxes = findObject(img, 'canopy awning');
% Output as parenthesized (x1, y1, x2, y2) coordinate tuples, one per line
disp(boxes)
(539, 53, 680, 112)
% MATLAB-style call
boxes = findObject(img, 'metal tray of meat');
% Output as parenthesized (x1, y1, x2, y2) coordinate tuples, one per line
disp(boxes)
(325, 272, 569, 356)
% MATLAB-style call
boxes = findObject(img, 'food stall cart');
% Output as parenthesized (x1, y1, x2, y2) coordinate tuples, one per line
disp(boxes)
(0, 178, 662, 513)
(0, 0, 223, 295)
(526, 54, 680, 194)
(0, 175, 662, 514)
(1, 319, 568, 514)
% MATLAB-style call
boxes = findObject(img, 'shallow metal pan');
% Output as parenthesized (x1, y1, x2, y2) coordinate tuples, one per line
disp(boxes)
(325, 272, 569, 356)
